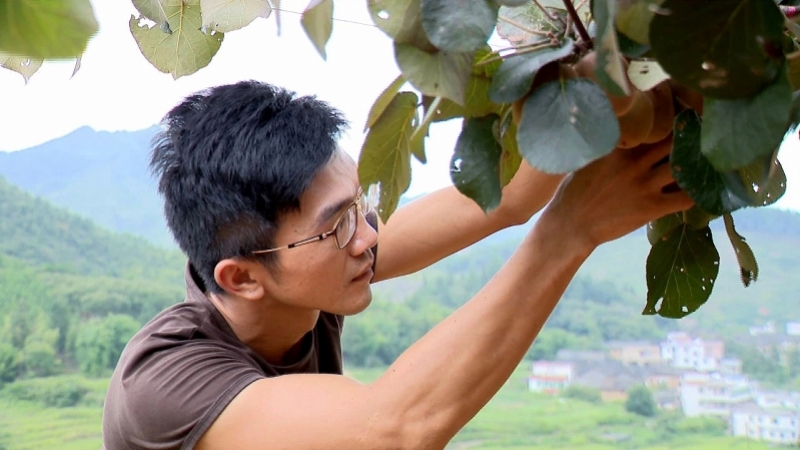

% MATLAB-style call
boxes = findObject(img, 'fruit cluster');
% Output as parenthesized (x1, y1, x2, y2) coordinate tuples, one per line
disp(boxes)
(512, 51, 704, 150)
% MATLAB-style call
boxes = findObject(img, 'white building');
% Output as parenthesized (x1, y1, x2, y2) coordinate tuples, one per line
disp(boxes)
(731, 402, 800, 445)
(787, 322, 800, 336)
(679, 372, 753, 417)
(527, 361, 574, 394)
(661, 332, 725, 372)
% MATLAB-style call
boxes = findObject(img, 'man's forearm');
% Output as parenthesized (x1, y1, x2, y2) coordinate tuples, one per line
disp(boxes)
(372, 215, 592, 449)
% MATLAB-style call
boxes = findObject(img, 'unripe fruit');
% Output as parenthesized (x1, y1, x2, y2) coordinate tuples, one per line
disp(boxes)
(573, 51, 635, 116)
(616, 89, 655, 149)
(512, 62, 578, 126)
(643, 81, 675, 144)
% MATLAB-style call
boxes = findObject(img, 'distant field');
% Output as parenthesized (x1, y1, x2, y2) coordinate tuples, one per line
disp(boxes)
(0, 365, 773, 450)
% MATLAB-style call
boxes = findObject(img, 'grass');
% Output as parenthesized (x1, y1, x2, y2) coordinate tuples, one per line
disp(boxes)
(0, 366, 777, 450)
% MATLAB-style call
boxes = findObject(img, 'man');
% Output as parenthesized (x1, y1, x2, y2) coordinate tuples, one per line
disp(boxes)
(102, 80, 692, 449)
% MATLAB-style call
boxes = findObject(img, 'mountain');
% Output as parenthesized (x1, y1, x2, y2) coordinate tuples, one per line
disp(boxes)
(0, 126, 174, 247)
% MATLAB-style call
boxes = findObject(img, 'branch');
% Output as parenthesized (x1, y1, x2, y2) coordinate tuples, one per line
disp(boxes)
(476, 41, 558, 66)
(498, 15, 550, 37)
(562, 0, 591, 45)
(533, 0, 565, 26)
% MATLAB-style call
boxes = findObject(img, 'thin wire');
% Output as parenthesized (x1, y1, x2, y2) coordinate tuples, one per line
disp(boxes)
(275, 8, 378, 28)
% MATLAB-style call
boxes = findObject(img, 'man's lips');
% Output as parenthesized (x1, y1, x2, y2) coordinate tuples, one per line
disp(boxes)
(353, 260, 375, 282)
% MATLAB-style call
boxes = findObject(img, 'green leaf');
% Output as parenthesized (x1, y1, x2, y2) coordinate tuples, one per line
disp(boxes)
(722, 151, 787, 208)
(421, 0, 498, 53)
(643, 224, 720, 319)
(129, 1, 224, 80)
(0, 0, 98, 59)
(410, 97, 435, 164)
(496, 0, 530, 6)
(497, 3, 552, 47)
(368, 0, 433, 50)
(358, 92, 418, 222)
(422, 95, 463, 122)
(517, 78, 620, 174)
(0, 54, 42, 84)
(132, 0, 169, 23)
(617, 30, 650, 59)
(627, 60, 669, 92)
(394, 43, 473, 105)
(615, 0, 663, 45)
(649, 0, 785, 99)
(301, 0, 333, 59)
(670, 109, 749, 215)
(450, 115, 504, 213)
(647, 212, 683, 246)
(723, 213, 759, 287)
(592, 0, 630, 97)
(499, 117, 523, 187)
(701, 65, 792, 171)
(788, 50, 800, 91)
(488, 39, 575, 103)
(684, 206, 718, 230)
(365, 75, 406, 131)
(199, 0, 271, 33)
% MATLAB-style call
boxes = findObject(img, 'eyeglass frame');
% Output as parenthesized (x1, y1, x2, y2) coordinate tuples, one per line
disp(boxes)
(250, 184, 379, 255)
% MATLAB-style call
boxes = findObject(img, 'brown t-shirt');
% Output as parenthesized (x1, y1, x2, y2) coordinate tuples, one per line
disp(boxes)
(101, 264, 346, 450)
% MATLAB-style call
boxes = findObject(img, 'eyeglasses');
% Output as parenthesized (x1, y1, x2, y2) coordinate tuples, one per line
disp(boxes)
(251, 184, 379, 255)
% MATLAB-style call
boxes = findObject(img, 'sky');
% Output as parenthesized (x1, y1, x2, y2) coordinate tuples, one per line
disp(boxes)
(1, 0, 799, 211)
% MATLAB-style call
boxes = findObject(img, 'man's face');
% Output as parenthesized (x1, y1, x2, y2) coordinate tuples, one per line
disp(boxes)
(259, 151, 378, 316)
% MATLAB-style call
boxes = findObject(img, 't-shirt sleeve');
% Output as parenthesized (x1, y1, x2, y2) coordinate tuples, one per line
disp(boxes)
(107, 341, 264, 450)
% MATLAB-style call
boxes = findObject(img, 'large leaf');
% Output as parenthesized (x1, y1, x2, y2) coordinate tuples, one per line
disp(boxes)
(723, 213, 759, 287)
(647, 212, 683, 246)
(592, 0, 630, 97)
(0, 0, 98, 59)
(643, 224, 720, 319)
(394, 43, 473, 105)
(615, 0, 663, 45)
(420, 0, 498, 53)
(0, 54, 43, 84)
(701, 65, 792, 171)
(129, 1, 224, 80)
(200, 0, 271, 33)
(722, 151, 787, 208)
(132, 0, 169, 23)
(488, 39, 575, 103)
(649, 0, 785, 99)
(517, 78, 620, 174)
(670, 109, 749, 216)
(358, 92, 418, 222)
(498, 117, 523, 187)
(365, 75, 406, 131)
(450, 115, 504, 213)
(301, 0, 333, 59)
(368, 0, 433, 50)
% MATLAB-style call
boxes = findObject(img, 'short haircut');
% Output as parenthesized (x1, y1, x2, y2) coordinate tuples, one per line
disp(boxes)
(150, 80, 348, 293)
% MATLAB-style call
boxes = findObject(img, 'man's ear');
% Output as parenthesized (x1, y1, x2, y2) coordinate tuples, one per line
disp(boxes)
(214, 259, 267, 301)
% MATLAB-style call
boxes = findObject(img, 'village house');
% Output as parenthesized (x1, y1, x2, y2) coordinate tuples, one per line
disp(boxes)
(527, 361, 575, 394)
(606, 341, 663, 367)
(661, 332, 725, 372)
(679, 372, 754, 417)
(730, 402, 800, 445)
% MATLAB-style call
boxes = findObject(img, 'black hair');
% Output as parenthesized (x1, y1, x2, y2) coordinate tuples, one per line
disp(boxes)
(150, 80, 348, 293)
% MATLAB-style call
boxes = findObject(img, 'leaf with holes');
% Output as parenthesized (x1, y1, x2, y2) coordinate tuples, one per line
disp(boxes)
(394, 43, 473, 105)
(649, 0, 785, 99)
(450, 115, 504, 213)
(488, 39, 575, 103)
(644, 224, 720, 319)
(616, 0, 663, 45)
(130, 1, 224, 80)
(670, 109, 749, 215)
(132, 0, 169, 23)
(365, 75, 406, 131)
(723, 213, 759, 287)
(200, 0, 271, 33)
(368, 0, 433, 50)
(301, 0, 333, 59)
(0, 0, 98, 59)
(701, 65, 792, 171)
(722, 151, 787, 208)
(0, 54, 43, 84)
(421, 0, 498, 53)
(647, 212, 683, 246)
(592, 0, 629, 97)
(496, 3, 551, 47)
(358, 92, 418, 222)
(517, 78, 620, 174)
(627, 60, 669, 91)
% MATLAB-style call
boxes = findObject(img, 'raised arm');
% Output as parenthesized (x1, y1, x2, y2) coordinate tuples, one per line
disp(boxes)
(372, 161, 564, 283)
(196, 140, 693, 450)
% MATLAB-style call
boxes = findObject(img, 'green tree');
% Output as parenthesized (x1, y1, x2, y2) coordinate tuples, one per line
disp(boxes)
(0, 343, 19, 384)
(563, 385, 602, 404)
(20, 341, 60, 377)
(625, 384, 657, 417)
(75, 314, 141, 377)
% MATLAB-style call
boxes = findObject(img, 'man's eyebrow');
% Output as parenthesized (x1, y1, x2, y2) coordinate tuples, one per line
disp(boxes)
(316, 196, 353, 226)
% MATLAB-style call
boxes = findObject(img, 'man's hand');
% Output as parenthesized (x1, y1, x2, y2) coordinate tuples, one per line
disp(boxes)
(540, 136, 694, 252)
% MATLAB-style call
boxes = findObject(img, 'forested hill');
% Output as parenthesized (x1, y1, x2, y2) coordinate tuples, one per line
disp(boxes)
(0, 126, 173, 247)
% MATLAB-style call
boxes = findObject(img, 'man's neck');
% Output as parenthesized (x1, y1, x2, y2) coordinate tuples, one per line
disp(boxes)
(209, 293, 321, 366)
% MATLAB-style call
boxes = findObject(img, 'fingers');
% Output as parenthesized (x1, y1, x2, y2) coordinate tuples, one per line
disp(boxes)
(633, 136, 673, 168)
(647, 160, 678, 190)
